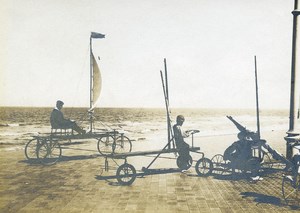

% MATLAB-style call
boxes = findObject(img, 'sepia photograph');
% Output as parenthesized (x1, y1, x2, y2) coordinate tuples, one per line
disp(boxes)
(1, 0, 300, 212)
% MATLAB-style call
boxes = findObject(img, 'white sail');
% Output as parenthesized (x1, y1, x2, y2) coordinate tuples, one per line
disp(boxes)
(90, 52, 102, 111)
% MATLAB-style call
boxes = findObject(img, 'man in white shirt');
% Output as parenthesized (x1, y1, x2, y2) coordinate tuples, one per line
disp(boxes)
(173, 115, 191, 157)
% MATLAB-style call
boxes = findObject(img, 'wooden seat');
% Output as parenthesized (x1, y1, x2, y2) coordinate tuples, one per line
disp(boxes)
(51, 127, 73, 135)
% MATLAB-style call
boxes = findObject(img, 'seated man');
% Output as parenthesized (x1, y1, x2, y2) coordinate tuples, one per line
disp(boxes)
(173, 115, 191, 157)
(223, 131, 253, 164)
(223, 130, 262, 180)
(50, 100, 86, 134)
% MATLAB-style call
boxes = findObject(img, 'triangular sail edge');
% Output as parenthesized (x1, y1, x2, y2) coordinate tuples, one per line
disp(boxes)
(89, 53, 102, 111)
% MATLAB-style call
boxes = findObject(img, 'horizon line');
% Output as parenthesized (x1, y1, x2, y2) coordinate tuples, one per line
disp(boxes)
(0, 105, 289, 111)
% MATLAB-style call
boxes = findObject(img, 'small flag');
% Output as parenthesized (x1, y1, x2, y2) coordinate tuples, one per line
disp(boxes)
(91, 32, 105, 39)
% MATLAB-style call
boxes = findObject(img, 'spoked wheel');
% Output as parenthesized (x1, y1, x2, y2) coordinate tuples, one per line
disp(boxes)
(260, 151, 273, 169)
(25, 138, 40, 160)
(243, 157, 261, 177)
(116, 163, 136, 185)
(113, 135, 132, 154)
(221, 163, 232, 176)
(282, 174, 300, 206)
(37, 139, 62, 165)
(195, 158, 213, 177)
(272, 159, 287, 171)
(211, 154, 226, 175)
(97, 135, 114, 155)
(176, 155, 193, 170)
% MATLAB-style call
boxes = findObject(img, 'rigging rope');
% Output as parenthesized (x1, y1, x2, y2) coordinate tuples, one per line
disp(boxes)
(75, 110, 116, 132)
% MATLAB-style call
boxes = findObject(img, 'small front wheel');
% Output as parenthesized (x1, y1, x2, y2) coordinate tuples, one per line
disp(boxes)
(37, 140, 62, 165)
(195, 158, 213, 177)
(116, 163, 136, 185)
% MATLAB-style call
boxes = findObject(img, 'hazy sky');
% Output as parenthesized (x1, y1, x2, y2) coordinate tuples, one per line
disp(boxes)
(0, 0, 295, 109)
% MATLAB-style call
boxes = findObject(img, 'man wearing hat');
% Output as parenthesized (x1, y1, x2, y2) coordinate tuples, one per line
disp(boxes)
(50, 100, 86, 134)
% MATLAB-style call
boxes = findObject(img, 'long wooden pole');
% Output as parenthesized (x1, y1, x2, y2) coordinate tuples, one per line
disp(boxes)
(160, 71, 174, 148)
(254, 56, 261, 139)
(164, 58, 171, 149)
(164, 58, 169, 100)
(89, 36, 93, 132)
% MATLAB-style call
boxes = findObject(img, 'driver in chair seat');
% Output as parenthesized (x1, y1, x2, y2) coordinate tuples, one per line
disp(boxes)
(173, 115, 192, 158)
(223, 131, 253, 164)
(50, 100, 86, 135)
(224, 130, 262, 180)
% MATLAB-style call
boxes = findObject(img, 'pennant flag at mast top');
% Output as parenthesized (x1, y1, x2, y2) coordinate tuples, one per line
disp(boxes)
(91, 32, 105, 39)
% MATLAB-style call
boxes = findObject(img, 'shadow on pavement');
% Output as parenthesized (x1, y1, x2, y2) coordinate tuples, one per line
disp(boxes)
(241, 192, 282, 206)
(212, 173, 248, 181)
(211, 167, 285, 182)
(20, 154, 101, 165)
(241, 192, 300, 210)
(95, 168, 182, 184)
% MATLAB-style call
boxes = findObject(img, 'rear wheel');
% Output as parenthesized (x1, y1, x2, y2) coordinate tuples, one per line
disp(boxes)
(211, 154, 225, 175)
(260, 151, 273, 169)
(176, 155, 193, 170)
(25, 139, 39, 160)
(243, 157, 261, 177)
(113, 135, 132, 154)
(221, 163, 233, 176)
(97, 135, 114, 155)
(116, 163, 136, 185)
(282, 174, 300, 206)
(37, 140, 62, 165)
(195, 158, 213, 176)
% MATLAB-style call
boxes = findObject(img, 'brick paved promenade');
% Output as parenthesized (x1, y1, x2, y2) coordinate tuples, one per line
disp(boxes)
(0, 131, 299, 212)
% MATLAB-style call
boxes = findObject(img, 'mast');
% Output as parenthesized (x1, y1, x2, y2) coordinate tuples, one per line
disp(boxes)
(89, 32, 105, 133)
(164, 58, 169, 100)
(89, 36, 93, 132)
(254, 56, 261, 139)
(164, 58, 171, 149)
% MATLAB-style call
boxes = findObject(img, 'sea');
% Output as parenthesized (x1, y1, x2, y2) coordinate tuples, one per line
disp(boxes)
(0, 107, 289, 149)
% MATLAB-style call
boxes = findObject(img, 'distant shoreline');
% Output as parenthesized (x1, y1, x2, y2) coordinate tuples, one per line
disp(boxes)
(0, 105, 289, 111)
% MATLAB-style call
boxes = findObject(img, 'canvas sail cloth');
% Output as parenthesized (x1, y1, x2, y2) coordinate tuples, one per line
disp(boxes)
(89, 52, 102, 111)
